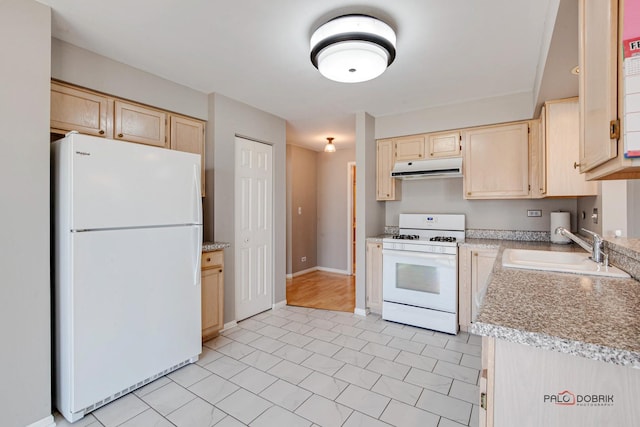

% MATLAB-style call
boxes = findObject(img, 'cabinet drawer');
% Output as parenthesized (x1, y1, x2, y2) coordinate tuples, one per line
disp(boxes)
(202, 250, 223, 269)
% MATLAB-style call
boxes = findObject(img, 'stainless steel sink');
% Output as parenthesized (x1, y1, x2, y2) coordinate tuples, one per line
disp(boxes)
(502, 248, 630, 278)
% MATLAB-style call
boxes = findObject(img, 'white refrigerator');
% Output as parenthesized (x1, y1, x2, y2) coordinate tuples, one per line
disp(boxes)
(52, 132, 203, 423)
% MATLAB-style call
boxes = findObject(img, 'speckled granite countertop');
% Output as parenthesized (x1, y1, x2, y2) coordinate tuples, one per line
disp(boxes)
(469, 240, 640, 367)
(202, 241, 230, 252)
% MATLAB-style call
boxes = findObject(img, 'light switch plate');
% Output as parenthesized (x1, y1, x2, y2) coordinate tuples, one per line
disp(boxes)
(527, 210, 542, 217)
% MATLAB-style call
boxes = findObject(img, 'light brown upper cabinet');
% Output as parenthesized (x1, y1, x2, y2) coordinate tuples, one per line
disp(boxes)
(114, 100, 167, 148)
(394, 135, 425, 161)
(376, 139, 400, 200)
(170, 115, 206, 197)
(428, 131, 461, 158)
(579, 0, 640, 179)
(51, 82, 110, 137)
(463, 122, 530, 199)
(540, 98, 597, 197)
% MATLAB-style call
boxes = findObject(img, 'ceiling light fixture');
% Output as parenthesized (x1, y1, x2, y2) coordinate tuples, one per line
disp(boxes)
(324, 137, 336, 152)
(310, 14, 396, 83)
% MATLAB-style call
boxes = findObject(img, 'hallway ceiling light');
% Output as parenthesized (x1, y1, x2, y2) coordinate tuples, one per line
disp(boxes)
(324, 137, 336, 152)
(310, 14, 396, 83)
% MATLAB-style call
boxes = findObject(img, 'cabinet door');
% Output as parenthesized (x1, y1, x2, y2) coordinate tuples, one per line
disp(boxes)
(377, 139, 400, 200)
(365, 241, 383, 313)
(471, 249, 498, 322)
(170, 115, 206, 197)
(545, 98, 598, 197)
(464, 123, 530, 199)
(202, 264, 224, 341)
(51, 82, 109, 137)
(114, 100, 167, 148)
(428, 131, 461, 158)
(578, 0, 618, 172)
(479, 336, 495, 427)
(395, 135, 425, 161)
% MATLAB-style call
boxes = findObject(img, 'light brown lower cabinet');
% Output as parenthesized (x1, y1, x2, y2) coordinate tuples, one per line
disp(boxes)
(201, 250, 224, 341)
(458, 246, 498, 332)
(480, 336, 640, 426)
(365, 241, 383, 314)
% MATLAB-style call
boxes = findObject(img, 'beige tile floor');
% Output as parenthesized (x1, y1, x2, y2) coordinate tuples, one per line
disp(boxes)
(54, 306, 481, 427)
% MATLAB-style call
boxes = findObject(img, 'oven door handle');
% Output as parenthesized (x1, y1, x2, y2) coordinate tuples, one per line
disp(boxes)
(382, 249, 456, 260)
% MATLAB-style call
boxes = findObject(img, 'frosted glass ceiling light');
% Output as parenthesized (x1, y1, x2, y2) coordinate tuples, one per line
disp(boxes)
(310, 14, 396, 83)
(324, 137, 336, 152)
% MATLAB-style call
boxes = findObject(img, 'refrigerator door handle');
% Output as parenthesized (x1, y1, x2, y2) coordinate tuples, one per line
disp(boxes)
(193, 226, 202, 286)
(193, 164, 203, 224)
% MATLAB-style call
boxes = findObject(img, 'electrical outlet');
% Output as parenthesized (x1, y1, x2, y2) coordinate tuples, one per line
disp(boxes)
(301, 256, 307, 262)
(527, 210, 542, 217)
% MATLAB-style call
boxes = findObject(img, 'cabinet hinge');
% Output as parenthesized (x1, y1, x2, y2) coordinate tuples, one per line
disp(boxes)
(527, 125, 530, 134)
(528, 184, 531, 191)
(610, 119, 620, 140)
(480, 392, 487, 410)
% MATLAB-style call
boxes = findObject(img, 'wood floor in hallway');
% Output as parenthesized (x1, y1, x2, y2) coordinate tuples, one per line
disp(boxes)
(286, 270, 355, 312)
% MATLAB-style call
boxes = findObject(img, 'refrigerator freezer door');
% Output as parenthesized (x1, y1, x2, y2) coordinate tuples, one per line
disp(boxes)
(60, 133, 202, 230)
(63, 226, 202, 412)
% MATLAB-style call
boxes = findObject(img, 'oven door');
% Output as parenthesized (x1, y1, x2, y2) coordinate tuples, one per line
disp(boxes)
(382, 248, 457, 313)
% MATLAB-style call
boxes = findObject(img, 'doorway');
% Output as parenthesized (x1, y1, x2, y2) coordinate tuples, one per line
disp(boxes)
(348, 162, 356, 275)
(234, 136, 273, 321)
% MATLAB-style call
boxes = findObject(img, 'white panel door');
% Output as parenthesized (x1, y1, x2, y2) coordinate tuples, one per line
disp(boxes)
(235, 137, 273, 321)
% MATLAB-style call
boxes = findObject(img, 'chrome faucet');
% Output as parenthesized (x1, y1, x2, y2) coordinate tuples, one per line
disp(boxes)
(555, 227, 607, 264)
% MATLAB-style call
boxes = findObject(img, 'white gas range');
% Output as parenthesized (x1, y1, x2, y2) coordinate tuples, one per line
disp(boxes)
(382, 213, 465, 334)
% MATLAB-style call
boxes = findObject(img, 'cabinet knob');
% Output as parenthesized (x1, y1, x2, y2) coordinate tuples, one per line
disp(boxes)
(386, 193, 390, 197)
(206, 257, 211, 262)
(467, 192, 471, 195)
(573, 162, 580, 169)
(117, 133, 124, 138)
(219, 269, 223, 273)
(98, 130, 105, 135)
(430, 153, 434, 156)
(418, 154, 422, 157)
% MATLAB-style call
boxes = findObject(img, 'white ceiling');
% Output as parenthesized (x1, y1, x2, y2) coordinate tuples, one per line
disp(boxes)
(39, 0, 572, 151)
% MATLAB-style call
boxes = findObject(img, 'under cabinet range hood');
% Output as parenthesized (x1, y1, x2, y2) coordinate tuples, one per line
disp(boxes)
(391, 157, 463, 180)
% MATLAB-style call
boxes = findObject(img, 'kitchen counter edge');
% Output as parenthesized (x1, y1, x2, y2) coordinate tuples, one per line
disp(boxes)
(202, 242, 230, 252)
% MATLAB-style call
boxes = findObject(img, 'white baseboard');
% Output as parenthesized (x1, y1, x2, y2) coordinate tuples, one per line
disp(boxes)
(291, 266, 351, 278)
(220, 320, 238, 332)
(316, 266, 350, 275)
(354, 307, 368, 317)
(291, 267, 318, 277)
(27, 415, 55, 427)
(286, 273, 293, 279)
(272, 300, 287, 310)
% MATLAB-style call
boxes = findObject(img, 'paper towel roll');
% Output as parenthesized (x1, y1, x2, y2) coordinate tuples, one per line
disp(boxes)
(550, 211, 571, 244)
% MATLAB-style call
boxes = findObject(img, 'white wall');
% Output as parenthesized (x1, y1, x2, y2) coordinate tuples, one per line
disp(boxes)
(317, 148, 356, 273)
(386, 179, 579, 232)
(375, 92, 534, 139)
(289, 145, 318, 273)
(51, 39, 208, 120)
(211, 93, 287, 321)
(0, 1, 52, 426)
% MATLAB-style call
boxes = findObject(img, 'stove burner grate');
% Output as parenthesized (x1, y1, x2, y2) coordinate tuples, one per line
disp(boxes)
(393, 234, 420, 240)
(429, 236, 457, 242)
